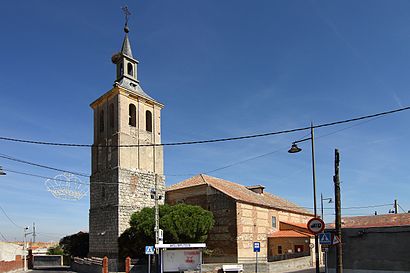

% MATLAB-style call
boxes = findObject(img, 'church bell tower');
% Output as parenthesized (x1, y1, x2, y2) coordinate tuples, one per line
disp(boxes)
(89, 18, 165, 258)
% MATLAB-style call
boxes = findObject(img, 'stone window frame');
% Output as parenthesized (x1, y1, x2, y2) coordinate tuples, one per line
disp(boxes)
(129, 103, 136, 127)
(145, 110, 152, 132)
(272, 216, 277, 229)
(127, 63, 133, 77)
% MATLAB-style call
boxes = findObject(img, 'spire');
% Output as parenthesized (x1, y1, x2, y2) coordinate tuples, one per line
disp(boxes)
(121, 32, 133, 58)
(120, 6, 133, 58)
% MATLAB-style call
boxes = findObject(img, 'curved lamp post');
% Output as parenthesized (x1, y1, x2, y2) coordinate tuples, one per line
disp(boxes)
(288, 123, 320, 273)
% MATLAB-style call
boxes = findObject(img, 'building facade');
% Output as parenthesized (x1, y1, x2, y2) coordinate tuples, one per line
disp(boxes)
(89, 24, 165, 258)
(166, 174, 315, 264)
(327, 214, 410, 273)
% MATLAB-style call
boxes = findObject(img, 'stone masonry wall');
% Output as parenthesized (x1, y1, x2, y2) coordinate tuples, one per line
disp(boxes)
(118, 169, 165, 235)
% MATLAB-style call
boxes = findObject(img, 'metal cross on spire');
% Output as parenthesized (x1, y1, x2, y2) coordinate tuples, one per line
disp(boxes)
(122, 5, 131, 33)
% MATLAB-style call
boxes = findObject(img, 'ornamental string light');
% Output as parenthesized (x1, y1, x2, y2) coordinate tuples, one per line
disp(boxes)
(45, 172, 88, 201)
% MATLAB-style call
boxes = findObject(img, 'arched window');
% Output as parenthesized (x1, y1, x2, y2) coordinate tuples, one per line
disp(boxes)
(127, 63, 133, 76)
(99, 110, 104, 132)
(119, 63, 124, 76)
(129, 104, 136, 127)
(146, 110, 152, 132)
(109, 104, 114, 129)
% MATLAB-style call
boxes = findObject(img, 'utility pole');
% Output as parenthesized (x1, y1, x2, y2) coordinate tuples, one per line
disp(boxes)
(151, 174, 162, 273)
(32, 222, 36, 243)
(394, 199, 398, 214)
(333, 149, 343, 273)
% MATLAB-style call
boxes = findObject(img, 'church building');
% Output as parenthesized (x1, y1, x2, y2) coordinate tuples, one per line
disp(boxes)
(88, 22, 165, 258)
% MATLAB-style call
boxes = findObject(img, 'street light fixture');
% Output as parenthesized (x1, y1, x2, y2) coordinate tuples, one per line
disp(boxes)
(288, 123, 320, 273)
(0, 167, 6, 176)
(321, 193, 333, 220)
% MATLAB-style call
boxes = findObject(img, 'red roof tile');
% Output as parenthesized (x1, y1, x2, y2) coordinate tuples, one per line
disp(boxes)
(269, 230, 313, 238)
(167, 174, 312, 215)
(281, 221, 308, 229)
(327, 213, 410, 228)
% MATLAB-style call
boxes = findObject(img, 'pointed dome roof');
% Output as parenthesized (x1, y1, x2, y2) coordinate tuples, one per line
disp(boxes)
(120, 33, 133, 58)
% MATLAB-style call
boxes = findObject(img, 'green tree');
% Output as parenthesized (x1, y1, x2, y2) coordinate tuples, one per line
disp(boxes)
(47, 245, 64, 255)
(119, 204, 214, 258)
(59, 231, 89, 258)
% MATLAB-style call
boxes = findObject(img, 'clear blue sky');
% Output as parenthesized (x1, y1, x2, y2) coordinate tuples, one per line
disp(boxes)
(1, 0, 410, 242)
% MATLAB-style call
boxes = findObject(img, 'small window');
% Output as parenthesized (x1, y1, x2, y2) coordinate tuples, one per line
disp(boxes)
(129, 104, 136, 127)
(278, 246, 282, 254)
(146, 110, 152, 132)
(119, 63, 124, 77)
(272, 216, 277, 228)
(127, 63, 133, 76)
(99, 110, 104, 132)
(109, 104, 114, 129)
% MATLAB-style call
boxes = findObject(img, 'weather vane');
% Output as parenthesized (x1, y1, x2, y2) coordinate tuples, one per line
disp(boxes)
(122, 6, 131, 33)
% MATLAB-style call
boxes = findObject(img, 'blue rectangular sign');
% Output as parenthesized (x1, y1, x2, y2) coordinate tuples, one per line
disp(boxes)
(319, 233, 332, 245)
(253, 242, 260, 252)
(145, 245, 155, 255)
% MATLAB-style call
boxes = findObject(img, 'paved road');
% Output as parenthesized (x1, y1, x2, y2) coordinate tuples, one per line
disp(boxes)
(281, 267, 325, 273)
(20, 266, 323, 273)
(16, 267, 75, 273)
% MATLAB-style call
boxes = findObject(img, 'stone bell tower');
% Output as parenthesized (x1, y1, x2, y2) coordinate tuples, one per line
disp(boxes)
(89, 19, 165, 258)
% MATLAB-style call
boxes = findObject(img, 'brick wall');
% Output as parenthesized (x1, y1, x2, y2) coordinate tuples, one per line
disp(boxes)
(0, 255, 23, 273)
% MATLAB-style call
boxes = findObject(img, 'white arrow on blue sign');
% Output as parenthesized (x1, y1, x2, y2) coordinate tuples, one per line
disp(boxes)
(145, 245, 155, 255)
(253, 242, 260, 252)
(319, 233, 332, 245)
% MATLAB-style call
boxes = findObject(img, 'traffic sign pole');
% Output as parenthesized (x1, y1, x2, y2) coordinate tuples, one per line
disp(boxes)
(148, 254, 151, 273)
(253, 242, 260, 273)
(255, 251, 258, 273)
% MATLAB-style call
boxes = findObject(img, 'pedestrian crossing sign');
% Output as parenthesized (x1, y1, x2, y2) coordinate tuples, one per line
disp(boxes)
(319, 233, 332, 244)
(145, 245, 155, 255)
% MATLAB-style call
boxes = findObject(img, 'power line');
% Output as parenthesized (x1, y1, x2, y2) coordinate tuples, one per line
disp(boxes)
(398, 204, 407, 213)
(0, 153, 89, 178)
(0, 169, 396, 213)
(0, 231, 8, 241)
(0, 106, 409, 148)
(0, 205, 23, 229)
(0, 114, 386, 179)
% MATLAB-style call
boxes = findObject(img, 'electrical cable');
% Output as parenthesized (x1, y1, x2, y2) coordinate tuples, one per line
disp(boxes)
(0, 169, 396, 213)
(0, 114, 386, 178)
(0, 205, 23, 229)
(0, 153, 89, 178)
(0, 231, 8, 241)
(0, 106, 408, 148)
(398, 204, 407, 213)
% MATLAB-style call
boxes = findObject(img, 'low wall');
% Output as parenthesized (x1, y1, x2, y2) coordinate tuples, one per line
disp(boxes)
(71, 257, 104, 273)
(0, 255, 23, 273)
(268, 256, 313, 272)
(202, 257, 313, 273)
(33, 255, 63, 268)
(327, 226, 410, 272)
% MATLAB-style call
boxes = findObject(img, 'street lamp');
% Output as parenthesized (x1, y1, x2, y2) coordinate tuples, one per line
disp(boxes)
(0, 167, 6, 176)
(288, 123, 320, 273)
(321, 193, 333, 220)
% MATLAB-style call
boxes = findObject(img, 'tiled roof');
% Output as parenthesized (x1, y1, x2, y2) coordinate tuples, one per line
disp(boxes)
(268, 230, 313, 238)
(166, 174, 312, 215)
(281, 221, 308, 229)
(327, 213, 410, 229)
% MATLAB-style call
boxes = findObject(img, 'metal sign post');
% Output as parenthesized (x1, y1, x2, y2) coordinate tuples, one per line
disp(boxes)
(146, 246, 155, 273)
(253, 242, 260, 273)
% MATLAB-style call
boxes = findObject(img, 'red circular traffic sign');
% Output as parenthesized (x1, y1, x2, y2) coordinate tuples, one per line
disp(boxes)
(307, 217, 325, 234)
